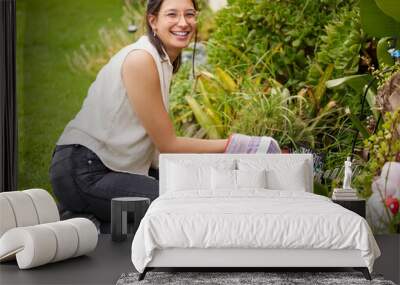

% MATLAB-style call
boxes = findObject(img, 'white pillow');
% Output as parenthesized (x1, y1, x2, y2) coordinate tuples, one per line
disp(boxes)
(167, 162, 211, 191)
(211, 168, 236, 190)
(237, 157, 309, 191)
(237, 169, 267, 188)
(266, 167, 307, 191)
(211, 168, 268, 190)
(166, 159, 236, 192)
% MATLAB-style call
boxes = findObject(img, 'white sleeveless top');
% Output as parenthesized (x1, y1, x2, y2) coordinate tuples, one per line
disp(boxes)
(57, 36, 173, 176)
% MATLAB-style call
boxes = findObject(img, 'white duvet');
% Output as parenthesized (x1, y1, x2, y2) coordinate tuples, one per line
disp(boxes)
(131, 190, 380, 273)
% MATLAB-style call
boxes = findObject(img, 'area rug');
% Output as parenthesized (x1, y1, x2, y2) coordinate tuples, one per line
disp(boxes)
(116, 271, 396, 285)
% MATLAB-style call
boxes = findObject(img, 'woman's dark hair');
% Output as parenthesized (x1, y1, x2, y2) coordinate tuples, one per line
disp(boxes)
(146, 0, 198, 74)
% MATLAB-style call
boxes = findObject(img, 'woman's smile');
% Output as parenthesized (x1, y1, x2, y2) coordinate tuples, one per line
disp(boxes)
(170, 30, 191, 41)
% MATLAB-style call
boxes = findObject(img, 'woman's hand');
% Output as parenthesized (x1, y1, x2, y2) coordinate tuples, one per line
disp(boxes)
(122, 50, 227, 153)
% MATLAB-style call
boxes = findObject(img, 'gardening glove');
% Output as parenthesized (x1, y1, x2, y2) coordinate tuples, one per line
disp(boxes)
(224, 134, 281, 154)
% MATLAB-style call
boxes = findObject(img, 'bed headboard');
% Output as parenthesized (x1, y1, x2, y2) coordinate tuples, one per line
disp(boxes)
(159, 154, 314, 195)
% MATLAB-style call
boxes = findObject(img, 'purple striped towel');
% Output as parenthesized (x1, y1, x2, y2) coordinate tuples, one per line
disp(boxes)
(224, 134, 281, 154)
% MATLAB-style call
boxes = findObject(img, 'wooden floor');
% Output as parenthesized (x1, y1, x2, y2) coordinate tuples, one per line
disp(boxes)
(0, 235, 134, 285)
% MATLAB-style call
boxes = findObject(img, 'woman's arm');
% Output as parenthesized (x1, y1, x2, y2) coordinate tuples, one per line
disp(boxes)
(122, 50, 227, 153)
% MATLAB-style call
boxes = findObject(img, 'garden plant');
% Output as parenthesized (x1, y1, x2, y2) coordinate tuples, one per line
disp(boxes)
(61, 0, 400, 233)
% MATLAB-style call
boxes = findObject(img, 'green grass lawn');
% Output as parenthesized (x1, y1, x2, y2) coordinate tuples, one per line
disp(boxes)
(17, 0, 124, 193)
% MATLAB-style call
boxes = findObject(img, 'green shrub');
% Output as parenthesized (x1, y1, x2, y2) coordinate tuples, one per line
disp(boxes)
(170, 63, 196, 137)
(308, 8, 364, 85)
(207, 0, 357, 90)
(354, 109, 400, 198)
(170, 64, 350, 155)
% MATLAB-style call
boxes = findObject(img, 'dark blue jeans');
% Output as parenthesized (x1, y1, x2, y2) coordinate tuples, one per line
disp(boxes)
(49, 144, 159, 223)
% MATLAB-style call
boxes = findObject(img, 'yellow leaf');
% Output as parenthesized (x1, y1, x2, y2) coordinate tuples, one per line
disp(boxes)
(215, 67, 237, 92)
(185, 96, 221, 139)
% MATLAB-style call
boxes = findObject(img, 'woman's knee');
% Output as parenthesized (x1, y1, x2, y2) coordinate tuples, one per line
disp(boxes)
(88, 171, 159, 201)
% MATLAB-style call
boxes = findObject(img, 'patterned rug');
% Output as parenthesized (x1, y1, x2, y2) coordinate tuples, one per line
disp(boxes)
(116, 271, 396, 285)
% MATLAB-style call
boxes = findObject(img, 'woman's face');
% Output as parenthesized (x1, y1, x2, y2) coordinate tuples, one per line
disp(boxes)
(149, 0, 197, 58)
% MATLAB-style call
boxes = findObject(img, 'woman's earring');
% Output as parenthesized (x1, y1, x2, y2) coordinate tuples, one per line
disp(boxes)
(153, 30, 157, 37)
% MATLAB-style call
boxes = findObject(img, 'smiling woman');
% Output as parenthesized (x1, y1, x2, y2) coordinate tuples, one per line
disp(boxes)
(49, 0, 228, 230)
(146, 0, 199, 70)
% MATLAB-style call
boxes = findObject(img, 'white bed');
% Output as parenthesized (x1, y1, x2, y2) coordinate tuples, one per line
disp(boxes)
(131, 154, 380, 280)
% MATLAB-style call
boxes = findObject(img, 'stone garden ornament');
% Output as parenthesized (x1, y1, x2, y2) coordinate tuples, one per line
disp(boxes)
(343, 157, 353, 190)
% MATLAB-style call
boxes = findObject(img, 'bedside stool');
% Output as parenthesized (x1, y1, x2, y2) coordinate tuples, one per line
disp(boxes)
(332, 199, 366, 218)
(111, 197, 150, 242)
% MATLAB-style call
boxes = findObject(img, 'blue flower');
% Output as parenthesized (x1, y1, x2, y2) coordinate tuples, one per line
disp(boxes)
(388, 48, 400, 59)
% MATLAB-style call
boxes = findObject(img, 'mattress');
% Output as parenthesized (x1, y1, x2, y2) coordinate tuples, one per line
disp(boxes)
(131, 190, 380, 273)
